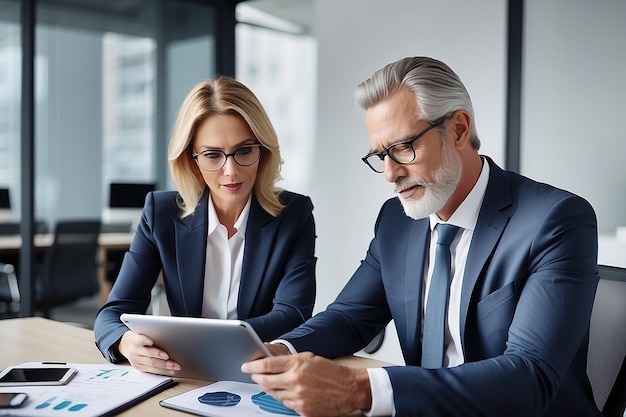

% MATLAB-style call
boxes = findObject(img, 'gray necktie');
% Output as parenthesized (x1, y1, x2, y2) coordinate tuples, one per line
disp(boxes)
(421, 223, 459, 369)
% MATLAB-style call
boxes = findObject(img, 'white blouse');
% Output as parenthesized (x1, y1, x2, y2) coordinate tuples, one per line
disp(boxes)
(201, 194, 251, 320)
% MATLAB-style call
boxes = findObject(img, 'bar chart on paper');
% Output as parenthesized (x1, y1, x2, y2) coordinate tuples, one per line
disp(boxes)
(0, 363, 173, 417)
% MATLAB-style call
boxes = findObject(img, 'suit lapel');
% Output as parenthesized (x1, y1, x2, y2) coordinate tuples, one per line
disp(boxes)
(237, 196, 275, 319)
(459, 158, 513, 342)
(404, 218, 430, 365)
(174, 193, 208, 316)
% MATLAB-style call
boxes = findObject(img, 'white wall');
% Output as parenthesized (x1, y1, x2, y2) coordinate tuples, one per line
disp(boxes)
(309, 0, 507, 364)
(521, 0, 626, 237)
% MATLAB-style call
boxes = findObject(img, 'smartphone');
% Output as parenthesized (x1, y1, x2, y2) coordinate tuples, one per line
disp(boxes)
(0, 393, 28, 408)
(0, 366, 77, 386)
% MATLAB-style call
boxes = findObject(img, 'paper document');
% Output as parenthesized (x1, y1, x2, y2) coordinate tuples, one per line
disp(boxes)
(0, 362, 174, 417)
(160, 380, 300, 416)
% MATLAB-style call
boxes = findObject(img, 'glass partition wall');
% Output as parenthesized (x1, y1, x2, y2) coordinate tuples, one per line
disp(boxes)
(235, 8, 316, 194)
(34, 0, 218, 224)
(1, 0, 233, 316)
(0, 1, 20, 222)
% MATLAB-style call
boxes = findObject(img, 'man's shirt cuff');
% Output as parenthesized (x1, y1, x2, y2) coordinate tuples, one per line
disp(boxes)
(269, 341, 395, 416)
(270, 339, 298, 355)
(364, 367, 394, 416)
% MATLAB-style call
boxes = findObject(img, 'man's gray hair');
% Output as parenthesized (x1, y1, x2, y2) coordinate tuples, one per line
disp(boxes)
(355, 56, 480, 150)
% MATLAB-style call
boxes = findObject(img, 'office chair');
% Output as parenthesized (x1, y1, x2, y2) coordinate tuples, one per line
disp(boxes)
(35, 220, 49, 235)
(35, 220, 101, 320)
(587, 264, 626, 417)
(0, 188, 11, 222)
(0, 262, 20, 318)
(363, 329, 386, 355)
(0, 223, 22, 306)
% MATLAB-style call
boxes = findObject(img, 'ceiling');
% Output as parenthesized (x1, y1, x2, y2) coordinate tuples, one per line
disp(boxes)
(240, 0, 316, 35)
(0, 0, 317, 37)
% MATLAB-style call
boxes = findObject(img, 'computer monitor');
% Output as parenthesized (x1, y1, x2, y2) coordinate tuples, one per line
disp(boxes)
(0, 188, 12, 221)
(108, 183, 155, 209)
(102, 182, 156, 231)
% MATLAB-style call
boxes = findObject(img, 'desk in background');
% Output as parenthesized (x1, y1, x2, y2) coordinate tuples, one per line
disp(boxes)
(0, 317, 390, 416)
(0, 233, 134, 305)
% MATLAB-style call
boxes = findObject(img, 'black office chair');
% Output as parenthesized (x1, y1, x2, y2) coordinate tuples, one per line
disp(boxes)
(35, 220, 101, 320)
(0, 223, 22, 311)
(0, 262, 20, 318)
(587, 264, 626, 417)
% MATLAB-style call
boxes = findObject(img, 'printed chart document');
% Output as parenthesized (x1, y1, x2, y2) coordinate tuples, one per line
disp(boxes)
(0, 362, 174, 417)
(160, 380, 300, 416)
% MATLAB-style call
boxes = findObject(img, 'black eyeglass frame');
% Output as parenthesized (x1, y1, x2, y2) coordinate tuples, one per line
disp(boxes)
(361, 117, 448, 173)
(191, 143, 265, 172)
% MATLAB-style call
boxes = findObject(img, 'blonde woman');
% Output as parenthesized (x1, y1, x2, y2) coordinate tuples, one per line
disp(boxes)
(95, 77, 316, 376)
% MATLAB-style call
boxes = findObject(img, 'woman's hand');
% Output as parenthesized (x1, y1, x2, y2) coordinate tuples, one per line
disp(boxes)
(118, 330, 181, 375)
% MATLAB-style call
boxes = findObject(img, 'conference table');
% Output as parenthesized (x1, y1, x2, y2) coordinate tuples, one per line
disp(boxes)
(0, 232, 134, 304)
(0, 317, 390, 416)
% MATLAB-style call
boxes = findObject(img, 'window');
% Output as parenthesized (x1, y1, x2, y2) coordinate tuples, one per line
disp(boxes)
(1, 0, 219, 226)
(236, 4, 317, 193)
(0, 2, 20, 217)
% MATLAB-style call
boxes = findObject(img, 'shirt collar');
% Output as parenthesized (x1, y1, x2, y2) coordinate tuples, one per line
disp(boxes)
(207, 193, 252, 237)
(429, 156, 490, 232)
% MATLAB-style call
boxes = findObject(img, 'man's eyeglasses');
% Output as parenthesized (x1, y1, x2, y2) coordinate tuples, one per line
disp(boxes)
(192, 144, 264, 172)
(361, 117, 447, 173)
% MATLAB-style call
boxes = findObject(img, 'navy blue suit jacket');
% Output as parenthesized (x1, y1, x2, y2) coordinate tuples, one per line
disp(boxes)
(281, 158, 600, 417)
(95, 190, 316, 362)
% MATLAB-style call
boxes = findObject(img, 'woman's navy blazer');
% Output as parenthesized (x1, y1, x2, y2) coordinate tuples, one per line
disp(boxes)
(94, 189, 316, 363)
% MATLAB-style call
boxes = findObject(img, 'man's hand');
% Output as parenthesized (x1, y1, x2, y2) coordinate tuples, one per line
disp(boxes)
(242, 352, 372, 417)
(118, 330, 181, 375)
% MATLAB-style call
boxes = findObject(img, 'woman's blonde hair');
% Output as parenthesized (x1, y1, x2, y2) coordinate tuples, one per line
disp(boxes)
(168, 77, 284, 218)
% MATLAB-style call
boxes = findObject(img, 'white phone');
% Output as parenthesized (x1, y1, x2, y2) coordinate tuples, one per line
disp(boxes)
(0, 365, 77, 386)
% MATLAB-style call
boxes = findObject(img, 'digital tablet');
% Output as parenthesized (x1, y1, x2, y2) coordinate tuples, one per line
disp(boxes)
(120, 314, 271, 382)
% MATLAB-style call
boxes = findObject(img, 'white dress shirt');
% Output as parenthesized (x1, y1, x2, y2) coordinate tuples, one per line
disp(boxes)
(201, 194, 251, 320)
(366, 158, 490, 416)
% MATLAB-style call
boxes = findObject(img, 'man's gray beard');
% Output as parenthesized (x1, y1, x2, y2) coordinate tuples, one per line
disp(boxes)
(397, 140, 462, 220)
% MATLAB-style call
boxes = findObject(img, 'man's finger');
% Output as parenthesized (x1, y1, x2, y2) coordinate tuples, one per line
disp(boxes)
(241, 353, 303, 374)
